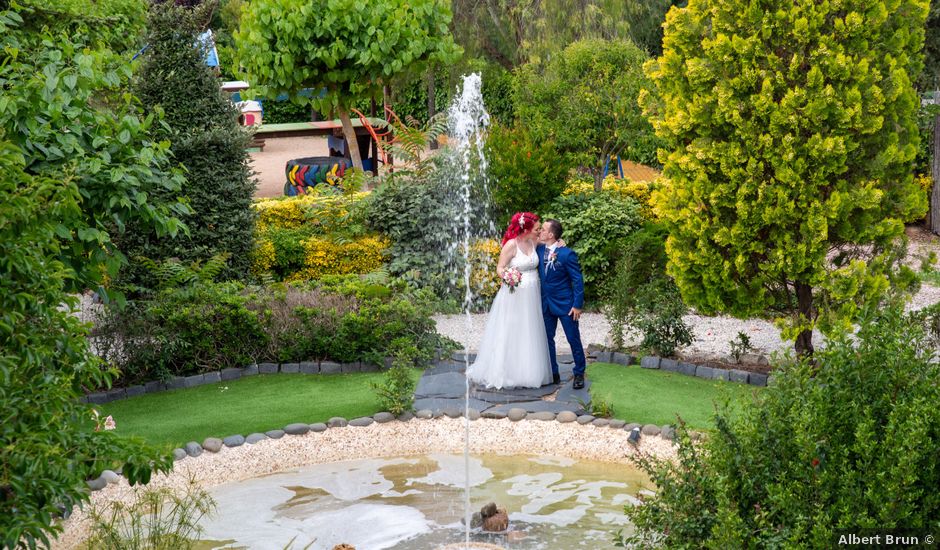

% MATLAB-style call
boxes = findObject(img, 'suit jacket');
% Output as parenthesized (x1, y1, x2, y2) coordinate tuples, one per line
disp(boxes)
(536, 243, 585, 316)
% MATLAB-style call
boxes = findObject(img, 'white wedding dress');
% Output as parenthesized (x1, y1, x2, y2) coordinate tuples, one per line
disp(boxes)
(466, 242, 553, 389)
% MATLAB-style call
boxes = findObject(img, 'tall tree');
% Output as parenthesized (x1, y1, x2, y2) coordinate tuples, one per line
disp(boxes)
(642, 0, 929, 356)
(515, 38, 657, 189)
(235, 0, 460, 171)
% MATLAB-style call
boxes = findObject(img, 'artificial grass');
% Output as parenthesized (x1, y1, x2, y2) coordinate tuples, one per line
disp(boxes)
(588, 362, 760, 429)
(98, 371, 418, 448)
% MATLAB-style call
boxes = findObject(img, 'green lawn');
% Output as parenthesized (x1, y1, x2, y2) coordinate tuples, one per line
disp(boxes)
(98, 371, 413, 448)
(589, 362, 760, 429)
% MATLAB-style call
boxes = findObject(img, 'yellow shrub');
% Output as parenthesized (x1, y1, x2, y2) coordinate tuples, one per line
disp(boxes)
(285, 235, 389, 281)
(563, 175, 656, 219)
(252, 192, 368, 231)
(251, 238, 276, 276)
(469, 238, 502, 300)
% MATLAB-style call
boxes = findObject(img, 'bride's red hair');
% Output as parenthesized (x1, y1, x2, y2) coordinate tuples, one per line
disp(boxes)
(501, 212, 539, 245)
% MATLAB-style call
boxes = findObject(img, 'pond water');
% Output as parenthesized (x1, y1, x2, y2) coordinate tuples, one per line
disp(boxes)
(194, 454, 652, 550)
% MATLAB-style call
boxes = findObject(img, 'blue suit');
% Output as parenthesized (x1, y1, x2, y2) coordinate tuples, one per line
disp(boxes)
(536, 243, 586, 377)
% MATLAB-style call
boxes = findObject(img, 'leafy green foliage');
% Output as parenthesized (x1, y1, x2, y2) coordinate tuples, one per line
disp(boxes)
(918, 0, 940, 90)
(18, 0, 148, 54)
(642, 0, 930, 355)
(0, 139, 172, 548)
(486, 123, 573, 222)
(623, 305, 940, 547)
(515, 38, 657, 188)
(123, 2, 257, 285)
(85, 478, 216, 550)
(372, 338, 421, 415)
(261, 99, 313, 123)
(544, 192, 646, 298)
(728, 331, 754, 364)
(915, 103, 940, 176)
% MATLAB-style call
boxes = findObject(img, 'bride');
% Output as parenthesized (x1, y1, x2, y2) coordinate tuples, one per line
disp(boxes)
(466, 212, 553, 389)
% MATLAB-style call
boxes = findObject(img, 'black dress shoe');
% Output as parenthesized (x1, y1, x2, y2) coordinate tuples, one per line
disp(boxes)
(573, 375, 585, 390)
(552, 373, 561, 385)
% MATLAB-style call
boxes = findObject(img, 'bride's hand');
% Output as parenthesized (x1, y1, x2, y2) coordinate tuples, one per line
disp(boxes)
(557, 239, 566, 248)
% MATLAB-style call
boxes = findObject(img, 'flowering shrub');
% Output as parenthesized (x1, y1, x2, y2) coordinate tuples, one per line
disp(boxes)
(469, 239, 501, 301)
(286, 235, 389, 281)
(253, 192, 368, 232)
(563, 175, 656, 219)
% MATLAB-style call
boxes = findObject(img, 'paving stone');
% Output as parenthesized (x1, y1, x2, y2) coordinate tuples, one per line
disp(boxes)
(749, 372, 769, 387)
(612, 352, 634, 366)
(729, 369, 750, 384)
(482, 409, 508, 419)
(640, 356, 661, 369)
(412, 397, 490, 414)
(166, 377, 186, 390)
(246, 433, 267, 444)
(695, 365, 715, 379)
(557, 353, 575, 364)
(360, 363, 382, 372)
(265, 429, 285, 439)
(659, 358, 679, 372)
(125, 385, 145, 398)
(100, 470, 121, 485)
(677, 362, 697, 377)
(106, 388, 127, 401)
(609, 419, 626, 429)
(320, 361, 342, 374)
(349, 417, 374, 427)
(591, 418, 610, 427)
(204, 371, 222, 384)
(467, 408, 481, 420)
(415, 409, 433, 419)
(451, 351, 477, 362)
(529, 411, 556, 421)
(470, 390, 537, 404)
(397, 411, 415, 421)
(202, 437, 223, 453)
(374, 412, 395, 423)
(712, 368, 730, 382)
(443, 408, 463, 418)
(284, 423, 310, 435)
(556, 411, 578, 423)
(487, 401, 585, 415)
(259, 362, 278, 374)
(507, 408, 527, 421)
(223, 434, 245, 447)
(415, 372, 469, 399)
(87, 477, 107, 491)
(641, 424, 661, 436)
(425, 361, 466, 375)
(221, 367, 243, 381)
(592, 350, 613, 363)
(144, 380, 166, 393)
(172, 448, 187, 461)
(241, 364, 259, 376)
(341, 362, 360, 373)
(309, 423, 328, 433)
(576, 415, 596, 425)
(85, 392, 109, 404)
(327, 417, 348, 428)
(280, 363, 300, 374)
(299, 361, 319, 374)
(556, 380, 592, 405)
(183, 374, 205, 388)
(184, 441, 203, 457)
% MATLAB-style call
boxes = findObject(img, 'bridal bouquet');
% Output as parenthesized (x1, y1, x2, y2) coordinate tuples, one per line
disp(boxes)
(501, 267, 523, 293)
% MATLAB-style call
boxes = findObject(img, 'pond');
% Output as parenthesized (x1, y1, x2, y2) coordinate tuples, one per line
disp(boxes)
(195, 453, 653, 550)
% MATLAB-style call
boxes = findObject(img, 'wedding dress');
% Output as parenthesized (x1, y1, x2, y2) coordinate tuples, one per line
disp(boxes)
(466, 242, 553, 389)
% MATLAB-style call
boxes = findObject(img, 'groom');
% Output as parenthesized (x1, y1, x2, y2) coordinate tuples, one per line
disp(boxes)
(536, 219, 587, 389)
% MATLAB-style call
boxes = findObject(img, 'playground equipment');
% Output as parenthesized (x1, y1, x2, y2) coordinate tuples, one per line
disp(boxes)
(283, 156, 351, 196)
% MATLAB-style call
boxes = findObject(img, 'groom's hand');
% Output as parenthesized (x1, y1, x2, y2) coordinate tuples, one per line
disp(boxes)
(568, 307, 581, 321)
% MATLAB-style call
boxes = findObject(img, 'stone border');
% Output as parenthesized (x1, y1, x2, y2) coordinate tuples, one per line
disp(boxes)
(81, 357, 396, 405)
(587, 346, 773, 387)
(83, 408, 682, 492)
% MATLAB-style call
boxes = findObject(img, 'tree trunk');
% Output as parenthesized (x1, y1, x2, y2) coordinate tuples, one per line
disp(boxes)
(931, 114, 940, 234)
(428, 68, 438, 150)
(337, 107, 364, 171)
(794, 282, 815, 358)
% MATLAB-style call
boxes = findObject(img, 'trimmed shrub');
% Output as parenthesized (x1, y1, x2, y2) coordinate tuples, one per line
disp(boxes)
(563, 175, 657, 219)
(287, 235, 389, 281)
(623, 304, 940, 547)
(253, 192, 369, 233)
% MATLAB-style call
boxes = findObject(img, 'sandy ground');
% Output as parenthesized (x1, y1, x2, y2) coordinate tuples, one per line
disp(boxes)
(249, 136, 331, 198)
(51, 418, 675, 549)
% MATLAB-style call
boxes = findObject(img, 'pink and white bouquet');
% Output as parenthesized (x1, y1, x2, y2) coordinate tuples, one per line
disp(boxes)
(501, 267, 523, 293)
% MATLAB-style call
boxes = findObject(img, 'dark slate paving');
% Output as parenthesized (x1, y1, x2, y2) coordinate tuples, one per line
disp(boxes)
(473, 383, 559, 398)
(424, 361, 466, 375)
(414, 372, 468, 399)
(470, 390, 539, 404)
(556, 379, 592, 405)
(487, 401, 587, 415)
(412, 397, 491, 414)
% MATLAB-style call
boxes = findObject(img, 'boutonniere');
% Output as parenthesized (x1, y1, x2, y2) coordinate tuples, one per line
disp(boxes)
(545, 250, 558, 270)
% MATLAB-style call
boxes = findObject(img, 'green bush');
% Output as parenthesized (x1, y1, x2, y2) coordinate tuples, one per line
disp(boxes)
(486, 123, 572, 222)
(262, 99, 313, 124)
(544, 191, 646, 298)
(622, 305, 940, 547)
(372, 337, 421, 415)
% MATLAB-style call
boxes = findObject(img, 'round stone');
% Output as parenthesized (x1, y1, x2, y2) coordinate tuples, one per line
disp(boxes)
(265, 429, 285, 439)
(591, 418, 610, 427)
(223, 434, 245, 447)
(467, 408, 481, 421)
(530, 411, 556, 421)
(608, 419, 626, 429)
(309, 423, 328, 433)
(507, 408, 527, 421)
(349, 417, 374, 427)
(641, 424, 661, 436)
(576, 415, 596, 425)
(624, 423, 641, 432)
(202, 437, 223, 453)
(660, 426, 677, 440)
(556, 411, 577, 423)
(245, 433, 267, 444)
(482, 409, 507, 419)
(443, 408, 462, 419)
(415, 409, 433, 419)
(86, 476, 107, 491)
(172, 448, 187, 461)
(374, 412, 395, 423)
(100, 470, 121, 485)
(397, 411, 415, 421)
(184, 441, 203, 457)
(284, 423, 310, 435)
(327, 417, 348, 428)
